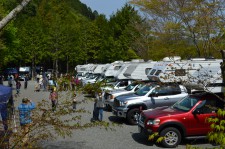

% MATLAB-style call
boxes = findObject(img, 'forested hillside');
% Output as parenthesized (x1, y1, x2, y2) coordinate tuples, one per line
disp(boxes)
(1, 0, 224, 74)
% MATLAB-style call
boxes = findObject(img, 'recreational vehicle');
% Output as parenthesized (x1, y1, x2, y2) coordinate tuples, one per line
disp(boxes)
(103, 61, 124, 77)
(114, 62, 131, 80)
(75, 64, 95, 80)
(123, 60, 156, 80)
(147, 56, 222, 92)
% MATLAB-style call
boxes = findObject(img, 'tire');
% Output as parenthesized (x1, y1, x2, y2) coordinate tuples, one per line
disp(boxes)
(160, 127, 181, 148)
(126, 108, 140, 125)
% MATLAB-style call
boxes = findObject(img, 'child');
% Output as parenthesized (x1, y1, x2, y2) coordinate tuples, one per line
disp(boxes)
(72, 93, 77, 110)
(49, 88, 58, 111)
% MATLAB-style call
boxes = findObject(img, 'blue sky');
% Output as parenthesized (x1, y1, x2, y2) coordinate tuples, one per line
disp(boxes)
(80, 0, 129, 18)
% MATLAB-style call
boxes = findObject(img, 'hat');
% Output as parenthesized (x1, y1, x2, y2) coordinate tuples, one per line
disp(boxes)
(22, 97, 29, 103)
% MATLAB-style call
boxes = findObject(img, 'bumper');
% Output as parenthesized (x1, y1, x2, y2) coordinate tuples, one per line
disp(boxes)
(112, 107, 128, 118)
(138, 123, 153, 136)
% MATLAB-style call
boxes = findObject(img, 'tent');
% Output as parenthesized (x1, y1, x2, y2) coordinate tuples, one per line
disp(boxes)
(0, 85, 13, 130)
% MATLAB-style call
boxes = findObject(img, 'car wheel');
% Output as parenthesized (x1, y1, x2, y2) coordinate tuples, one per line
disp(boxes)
(160, 127, 181, 148)
(127, 108, 140, 125)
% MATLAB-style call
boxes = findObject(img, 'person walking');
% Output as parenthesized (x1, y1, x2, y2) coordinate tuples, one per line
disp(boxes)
(72, 92, 77, 110)
(49, 88, 58, 111)
(96, 92, 105, 121)
(16, 80, 21, 95)
(24, 74, 28, 89)
(18, 97, 36, 146)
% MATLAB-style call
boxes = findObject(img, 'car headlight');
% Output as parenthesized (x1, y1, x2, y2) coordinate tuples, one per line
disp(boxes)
(147, 119, 160, 125)
(120, 101, 128, 106)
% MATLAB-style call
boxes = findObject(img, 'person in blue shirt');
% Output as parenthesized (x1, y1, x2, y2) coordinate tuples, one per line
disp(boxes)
(18, 97, 36, 145)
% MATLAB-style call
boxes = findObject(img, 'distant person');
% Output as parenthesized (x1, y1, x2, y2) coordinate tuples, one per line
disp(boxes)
(49, 88, 58, 111)
(8, 76, 13, 87)
(71, 76, 75, 90)
(72, 92, 77, 110)
(18, 97, 36, 145)
(96, 92, 105, 121)
(36, 74, 40, 83)
(91, 97, 99, 122)
(24, 74, 29, 89)
(0, 74, 3, 84)
(16, 80, 21, 95)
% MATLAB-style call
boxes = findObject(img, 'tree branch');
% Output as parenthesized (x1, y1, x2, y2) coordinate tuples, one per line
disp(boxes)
(0, 0, 32, 30)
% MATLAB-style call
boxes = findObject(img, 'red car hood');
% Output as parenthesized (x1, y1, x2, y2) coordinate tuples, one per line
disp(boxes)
(142, 106, 185, 118)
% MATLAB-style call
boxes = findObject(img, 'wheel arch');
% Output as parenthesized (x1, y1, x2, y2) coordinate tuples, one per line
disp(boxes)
(158, 122, 186, 138)
(127, 103, 148, 111)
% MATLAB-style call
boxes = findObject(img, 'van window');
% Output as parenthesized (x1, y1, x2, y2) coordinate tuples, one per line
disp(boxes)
(155, 70, 162, 76)
(150, 69, 156, 75)
(145, 68, 152, 75)
(114, 66, 121, 70)
(175, 69, 186, 76)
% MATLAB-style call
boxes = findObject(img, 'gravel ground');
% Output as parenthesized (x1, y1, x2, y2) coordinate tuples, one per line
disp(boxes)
(3, 80, 218, 149)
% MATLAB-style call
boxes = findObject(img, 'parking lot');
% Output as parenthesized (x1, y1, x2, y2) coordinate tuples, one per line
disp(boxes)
(5, 80, 218, 149)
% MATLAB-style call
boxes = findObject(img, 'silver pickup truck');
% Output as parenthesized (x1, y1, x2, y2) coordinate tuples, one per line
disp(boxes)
(104, 81, 150, 110)
(112, 83, 188, 125)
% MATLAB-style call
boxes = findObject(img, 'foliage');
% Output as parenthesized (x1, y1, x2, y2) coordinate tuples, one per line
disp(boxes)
(81, 81, 105, 97)
(130, 0, 225, 58)
(207, 108, 225, 148)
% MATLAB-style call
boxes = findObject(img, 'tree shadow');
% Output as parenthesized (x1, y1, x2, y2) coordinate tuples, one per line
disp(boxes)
(131, 132, 155, 147)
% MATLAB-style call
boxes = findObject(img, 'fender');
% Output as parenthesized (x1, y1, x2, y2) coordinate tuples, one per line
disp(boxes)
(127, 103, 148, 110)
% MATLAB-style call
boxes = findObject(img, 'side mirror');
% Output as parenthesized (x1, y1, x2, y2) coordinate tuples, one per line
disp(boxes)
(192, 108, 201, 115)
(149, 92, 158, 97)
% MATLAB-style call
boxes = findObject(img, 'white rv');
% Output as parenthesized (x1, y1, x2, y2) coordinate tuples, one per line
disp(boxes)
(123, 60, 156, 80)
(147, 56, 222, 93)
(114, 62, 131, 80)
(75, 64, 95, 80)
(19, 67, 31, 80)
(103, 61, 124, 77)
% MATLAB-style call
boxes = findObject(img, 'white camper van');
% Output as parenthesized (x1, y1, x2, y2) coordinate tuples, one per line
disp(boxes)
(103, 61, 124, 77)
(19, 67, 31, 81)
(75, 64, 94, 80)
(114, 62, 131, 80)
(123, 60, 156, 80)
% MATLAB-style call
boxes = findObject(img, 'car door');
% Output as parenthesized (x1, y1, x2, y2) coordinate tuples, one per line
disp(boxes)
(144, 86, 171, 108)
(186, 98, 219, 136)
(145, 85, 185, 109)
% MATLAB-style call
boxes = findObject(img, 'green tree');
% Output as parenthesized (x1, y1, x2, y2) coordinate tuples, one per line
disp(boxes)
(130, 0, 225, 58)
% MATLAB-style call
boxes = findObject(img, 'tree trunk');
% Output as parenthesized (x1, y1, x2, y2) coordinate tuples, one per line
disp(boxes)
(221, 50, 225, 86)
(0, 0, 32, 30)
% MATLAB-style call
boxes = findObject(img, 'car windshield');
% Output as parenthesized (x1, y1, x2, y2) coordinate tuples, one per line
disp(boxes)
(124, 82, 138, 91)
(135, 84, 156, 96)
(172, 96, 199, 112)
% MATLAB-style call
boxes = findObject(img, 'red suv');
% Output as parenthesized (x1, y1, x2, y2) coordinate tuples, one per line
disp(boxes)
(138, 92, 224, 148)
